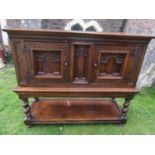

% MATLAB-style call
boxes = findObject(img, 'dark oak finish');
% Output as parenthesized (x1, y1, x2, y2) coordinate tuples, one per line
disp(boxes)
(4, 29, 154, 126)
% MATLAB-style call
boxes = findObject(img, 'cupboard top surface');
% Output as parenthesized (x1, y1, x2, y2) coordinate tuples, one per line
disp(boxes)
(3, 28, 155, 41)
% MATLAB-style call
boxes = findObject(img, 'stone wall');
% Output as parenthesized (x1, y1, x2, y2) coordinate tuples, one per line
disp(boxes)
(41, 19, 71, 29)
(6, 19, 42, 29)
(6, 19, 21, 28)
(123, 19, 155, 88)
(40, 19, 124, 32)
(6, 19, 124, 32)
(84, 19, 124, 32)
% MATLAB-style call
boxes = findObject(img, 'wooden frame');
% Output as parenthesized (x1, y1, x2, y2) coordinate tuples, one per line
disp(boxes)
(94, 44, 133, 82)
(4, 29, 154, 127)
(70, 42, 94, 84)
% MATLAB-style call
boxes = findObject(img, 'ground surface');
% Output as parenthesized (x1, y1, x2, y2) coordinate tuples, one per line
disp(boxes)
(0, 65, 155, 135)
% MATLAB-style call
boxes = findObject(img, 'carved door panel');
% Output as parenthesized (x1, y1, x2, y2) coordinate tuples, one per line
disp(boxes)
(70, 44, 93, 84)
(24, 42, 69, 85)
(93, 44, 136, 86)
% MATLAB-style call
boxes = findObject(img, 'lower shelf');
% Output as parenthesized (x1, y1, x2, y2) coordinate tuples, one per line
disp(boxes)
(29, 98, 122, 124)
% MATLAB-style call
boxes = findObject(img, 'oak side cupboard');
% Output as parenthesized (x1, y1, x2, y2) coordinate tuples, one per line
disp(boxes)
(4, 29, 154, 127)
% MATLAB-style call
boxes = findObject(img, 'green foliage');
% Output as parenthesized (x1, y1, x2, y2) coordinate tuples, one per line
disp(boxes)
(0, 66, 155, 135)
(6, 54, 13, 64)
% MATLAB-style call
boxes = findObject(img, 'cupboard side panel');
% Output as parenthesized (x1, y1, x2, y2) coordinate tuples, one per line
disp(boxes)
(10, 38, 28, 86)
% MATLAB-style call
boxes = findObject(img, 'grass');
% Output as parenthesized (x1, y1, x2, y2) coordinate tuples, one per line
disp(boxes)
(0, 65, 155, 135)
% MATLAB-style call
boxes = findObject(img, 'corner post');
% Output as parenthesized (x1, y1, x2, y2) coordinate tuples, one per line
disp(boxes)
(121, 96, 133, 123)
(20, 96, 32, 127)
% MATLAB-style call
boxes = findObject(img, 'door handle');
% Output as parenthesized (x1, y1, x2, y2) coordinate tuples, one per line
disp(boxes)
(94, 63, 98, 68)
(94, 63, 98, 79)
(64, 61, 68, 67)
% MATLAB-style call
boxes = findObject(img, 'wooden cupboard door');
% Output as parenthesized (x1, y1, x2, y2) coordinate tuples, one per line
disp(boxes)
(70, 44, 93, 84)
(93, 44, 137, 86)
(24, 42, 69, 85)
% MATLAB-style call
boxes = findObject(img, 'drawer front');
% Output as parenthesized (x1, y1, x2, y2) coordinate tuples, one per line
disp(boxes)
(93, 44, 138, 87)
(24, 42, 69, 85)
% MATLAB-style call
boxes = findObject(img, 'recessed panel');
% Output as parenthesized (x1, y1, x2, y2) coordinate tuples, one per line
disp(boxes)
(33, 50, 62, 78)
(98, 53, 126, 78)
(72, 45, 90, 84)
(94, 44, 132, 84)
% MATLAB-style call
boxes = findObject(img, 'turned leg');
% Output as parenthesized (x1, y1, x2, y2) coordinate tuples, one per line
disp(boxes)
(121, 97, 133, 123)
(21, 97, 32, 127)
